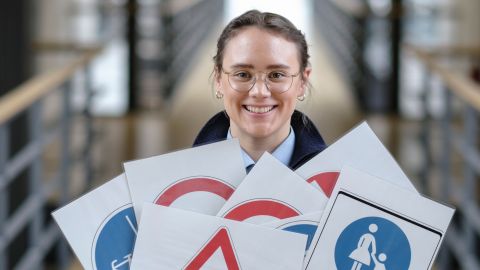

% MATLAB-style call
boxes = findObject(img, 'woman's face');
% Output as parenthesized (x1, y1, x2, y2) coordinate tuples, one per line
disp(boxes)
(217, 26, 311, 142)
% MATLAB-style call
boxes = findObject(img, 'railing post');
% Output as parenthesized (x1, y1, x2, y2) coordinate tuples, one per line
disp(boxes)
(435, 86, 453, 270)
(160, 0, 173, 97)
(462, 105, 477, 252)
(127, 0, 138, 110)
(406, 44, 480, 270)
(0, 45, 102, 268)
(84, 66, 94, 189)
(27, 101, 44, 270)
(419, 69, 432, 193)
(0, 125, 9, 270)
(56, 80, 73, 270)
(440, 87, 453, 200)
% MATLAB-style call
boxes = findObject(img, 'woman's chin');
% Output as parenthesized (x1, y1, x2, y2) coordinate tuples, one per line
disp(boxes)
(244, 125, 275, 139)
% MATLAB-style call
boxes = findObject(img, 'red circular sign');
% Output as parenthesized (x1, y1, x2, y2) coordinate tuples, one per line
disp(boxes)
(223, 199, 300, 221)
(155, 177, 235, 206)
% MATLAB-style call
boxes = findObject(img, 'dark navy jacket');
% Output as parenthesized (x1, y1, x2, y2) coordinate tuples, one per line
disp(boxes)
(193, 110, 327, 170)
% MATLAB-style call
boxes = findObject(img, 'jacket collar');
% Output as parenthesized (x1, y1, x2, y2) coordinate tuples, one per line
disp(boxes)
(193, 110, 326, 170)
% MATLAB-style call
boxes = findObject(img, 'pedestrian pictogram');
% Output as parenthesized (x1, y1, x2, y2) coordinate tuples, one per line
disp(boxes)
(92, 205, 137, 270)
(223, 199, 300, 221)
(334, 216, 411, 270)
(155, 177, 235, 206)
(184, 227, 241, 270)
(306, 171, 340, 197)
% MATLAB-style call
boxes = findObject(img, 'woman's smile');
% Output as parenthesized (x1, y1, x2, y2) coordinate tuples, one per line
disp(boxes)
(243, 105, 276, 114)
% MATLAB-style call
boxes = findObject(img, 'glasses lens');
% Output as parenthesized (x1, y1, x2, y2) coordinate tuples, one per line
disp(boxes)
(266, 72, 294, 93)
(227, 71, 254, 92)
(227, 71, 295, 93)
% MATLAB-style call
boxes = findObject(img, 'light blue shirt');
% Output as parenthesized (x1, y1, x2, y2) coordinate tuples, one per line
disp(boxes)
(227, 127, 296, 169)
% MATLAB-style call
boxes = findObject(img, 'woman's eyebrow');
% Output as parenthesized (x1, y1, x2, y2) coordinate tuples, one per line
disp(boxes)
(266, 64, 290, 70)
(229, 63, 254, 69)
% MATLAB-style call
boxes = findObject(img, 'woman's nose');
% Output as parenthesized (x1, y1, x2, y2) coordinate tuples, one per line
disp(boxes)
(249, 75, 271, 97)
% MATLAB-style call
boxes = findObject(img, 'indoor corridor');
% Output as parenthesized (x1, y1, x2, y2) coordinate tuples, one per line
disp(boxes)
(0, 1, 479, 270)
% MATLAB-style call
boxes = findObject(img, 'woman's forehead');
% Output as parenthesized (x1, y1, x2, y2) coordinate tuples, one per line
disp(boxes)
(222, 27, 300, 70)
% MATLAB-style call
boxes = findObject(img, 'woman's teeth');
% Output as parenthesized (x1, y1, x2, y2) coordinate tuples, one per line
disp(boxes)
(245, 106, 274, 113)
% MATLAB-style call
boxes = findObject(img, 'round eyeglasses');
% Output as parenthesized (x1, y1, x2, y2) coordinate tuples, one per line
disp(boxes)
(221, 69, 300, 93)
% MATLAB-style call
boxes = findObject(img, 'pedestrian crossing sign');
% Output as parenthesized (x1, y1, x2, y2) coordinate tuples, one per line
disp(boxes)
(304, 166, 454, 270)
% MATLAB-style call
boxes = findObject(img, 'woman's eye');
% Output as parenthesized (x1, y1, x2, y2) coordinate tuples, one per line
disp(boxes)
(269, 72, 286, 79)
(233, 72, 251, 79)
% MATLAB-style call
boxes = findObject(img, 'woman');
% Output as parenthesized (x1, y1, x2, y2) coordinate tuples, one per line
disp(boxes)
(193, 10, 326, 171)
(349, 223, 378, 270)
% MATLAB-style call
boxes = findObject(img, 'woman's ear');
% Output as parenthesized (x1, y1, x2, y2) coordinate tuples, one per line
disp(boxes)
(302, 67, 312, 84)
(214, 67, 222, 90)
(300, 67, 312, 95)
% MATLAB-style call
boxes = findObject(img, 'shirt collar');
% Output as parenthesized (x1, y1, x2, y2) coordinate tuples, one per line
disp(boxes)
(272, 127, 296, 166)
(227, 127, 295, 168)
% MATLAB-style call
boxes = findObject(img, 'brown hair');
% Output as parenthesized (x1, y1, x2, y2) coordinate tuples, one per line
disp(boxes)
(213, 10, 310, 80)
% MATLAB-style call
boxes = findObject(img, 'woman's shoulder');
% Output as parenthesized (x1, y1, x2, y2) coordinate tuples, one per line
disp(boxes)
(192, 110, 328, 169)
(289, 110, 327, 169)
(192, 111, 230, 147)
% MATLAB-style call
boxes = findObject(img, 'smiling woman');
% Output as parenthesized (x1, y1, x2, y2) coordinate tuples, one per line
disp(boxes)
(193, 10, 327, 171)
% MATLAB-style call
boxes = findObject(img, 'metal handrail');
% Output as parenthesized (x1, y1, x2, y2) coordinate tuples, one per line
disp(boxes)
(405, 44, 480, 111)
(0, 43, 102, 269)
(406, 43, 480, 270)
(0, 46, 101, 125)
(415, 45, 480, 59)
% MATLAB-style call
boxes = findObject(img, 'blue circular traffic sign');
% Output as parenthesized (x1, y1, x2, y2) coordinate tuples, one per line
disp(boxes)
(92, 205, 137, 270)
(334, 216, 411, 270)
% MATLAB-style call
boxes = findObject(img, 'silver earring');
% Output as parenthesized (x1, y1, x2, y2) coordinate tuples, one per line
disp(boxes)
(297, 94, 306, 101)
(215, 90, 224, 99)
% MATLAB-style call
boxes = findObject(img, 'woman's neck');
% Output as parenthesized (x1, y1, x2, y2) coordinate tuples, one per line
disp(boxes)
(230, 125, 291, 162)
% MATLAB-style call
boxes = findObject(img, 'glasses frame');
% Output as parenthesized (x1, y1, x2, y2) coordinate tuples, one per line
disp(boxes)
(221, 68, 301, 93)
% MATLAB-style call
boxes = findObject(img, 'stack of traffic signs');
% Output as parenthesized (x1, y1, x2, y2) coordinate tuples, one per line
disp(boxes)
(52, 122, 454, 270)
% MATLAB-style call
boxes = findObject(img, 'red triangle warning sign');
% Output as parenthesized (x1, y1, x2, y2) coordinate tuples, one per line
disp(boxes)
(184, 227, 240, 270)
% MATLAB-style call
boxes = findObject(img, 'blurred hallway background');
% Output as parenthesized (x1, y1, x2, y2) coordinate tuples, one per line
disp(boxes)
(0, 0, 479, 269)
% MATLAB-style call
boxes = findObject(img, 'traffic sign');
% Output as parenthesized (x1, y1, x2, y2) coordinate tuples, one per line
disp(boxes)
(265, 211, 323, 252)
(217, 153, 326, 224)
(184, 227, 240, 270)
(124, 139, 246, 219)
(52, 174, 136, 270)
(304, 167, 454, 270)
(130, 204, 307, 269)
(223, 199, 300, 221)
(92, 204, 137, 270)
(155, 177, 235, 206)
(296, 122, 417, 202)
(306, 171, 340, 197)
(334, 216, 411, 270)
